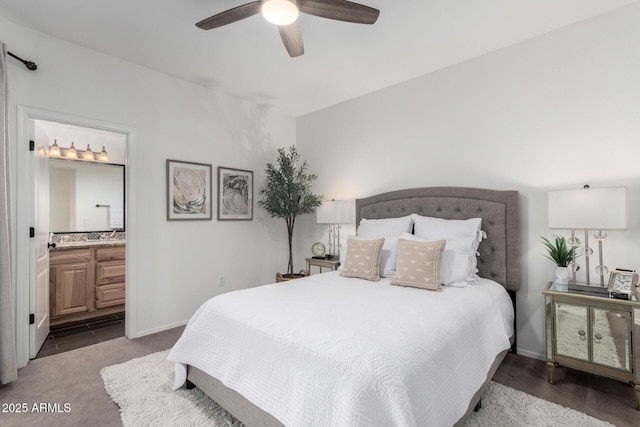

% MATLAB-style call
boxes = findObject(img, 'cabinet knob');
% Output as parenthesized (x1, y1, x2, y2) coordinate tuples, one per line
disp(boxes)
(594, 333, 602, 344)
(578, 330, 586, 341)
(47, 242, 57, 249)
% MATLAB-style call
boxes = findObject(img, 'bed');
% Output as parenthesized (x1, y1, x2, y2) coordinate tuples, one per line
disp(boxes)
(168, 186, 521, 426)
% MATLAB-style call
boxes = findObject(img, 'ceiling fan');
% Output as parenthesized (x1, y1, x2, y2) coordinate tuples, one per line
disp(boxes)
(196, 0, 380, 57)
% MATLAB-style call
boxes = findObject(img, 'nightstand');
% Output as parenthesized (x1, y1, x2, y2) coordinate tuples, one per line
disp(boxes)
(305, 258, 340, 276)
(543, 281, 640, 409)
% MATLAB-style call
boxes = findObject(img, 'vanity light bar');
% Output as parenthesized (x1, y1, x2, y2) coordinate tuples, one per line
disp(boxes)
(48, 139, 109, 162)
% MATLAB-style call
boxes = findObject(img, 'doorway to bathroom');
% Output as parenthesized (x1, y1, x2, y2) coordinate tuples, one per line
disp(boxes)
(36, 120, 127, 358)
(15, 107, 135, 367)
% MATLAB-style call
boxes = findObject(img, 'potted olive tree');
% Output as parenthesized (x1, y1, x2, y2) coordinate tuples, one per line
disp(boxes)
(258, 147, 323, 281)
(541, 235, 579, 284)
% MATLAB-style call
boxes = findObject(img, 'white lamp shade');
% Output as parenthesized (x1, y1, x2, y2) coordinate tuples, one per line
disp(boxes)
(317, 200, 352, 224)
(548, 187, 628, 230)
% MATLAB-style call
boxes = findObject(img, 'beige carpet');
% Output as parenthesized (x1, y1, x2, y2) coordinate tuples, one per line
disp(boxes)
(101, 350, 616, 427)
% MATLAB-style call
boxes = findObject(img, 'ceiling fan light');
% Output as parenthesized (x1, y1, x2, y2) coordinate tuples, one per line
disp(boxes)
(262, 0, 298, 26)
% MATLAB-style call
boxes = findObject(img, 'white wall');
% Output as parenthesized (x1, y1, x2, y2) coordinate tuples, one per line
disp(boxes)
(296, 4, 640, 359)
(1, 15, 296, 349)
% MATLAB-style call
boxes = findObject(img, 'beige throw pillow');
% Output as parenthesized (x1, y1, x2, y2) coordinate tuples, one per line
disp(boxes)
(340, 238, 385, 281)
(392, 239, 446, 291)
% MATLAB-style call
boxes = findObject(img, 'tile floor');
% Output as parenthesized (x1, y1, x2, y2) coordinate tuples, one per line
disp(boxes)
(35, 312, 125, 359)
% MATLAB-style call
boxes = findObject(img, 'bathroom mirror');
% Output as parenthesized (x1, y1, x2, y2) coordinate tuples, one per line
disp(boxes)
(49, 159, 125, 233)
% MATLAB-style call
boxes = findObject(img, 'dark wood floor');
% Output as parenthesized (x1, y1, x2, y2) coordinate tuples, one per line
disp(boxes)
(35, 312, 125, 359)
(494, 352, 639, 427)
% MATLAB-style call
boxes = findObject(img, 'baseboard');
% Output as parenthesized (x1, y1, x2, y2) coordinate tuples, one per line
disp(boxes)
(132, 319, 189, 338)
(517, 348, 545, 361)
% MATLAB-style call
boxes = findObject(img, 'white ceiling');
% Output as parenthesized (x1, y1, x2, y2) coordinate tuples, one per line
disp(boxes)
(0, 0, 636, 116)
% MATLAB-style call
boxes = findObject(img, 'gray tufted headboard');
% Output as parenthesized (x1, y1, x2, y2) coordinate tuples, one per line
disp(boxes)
(355, 187, 521, 291)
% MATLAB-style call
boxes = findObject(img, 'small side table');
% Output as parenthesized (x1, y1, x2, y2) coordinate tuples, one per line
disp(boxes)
(543, 281, 640, 410)
(305, 258, 340, 276)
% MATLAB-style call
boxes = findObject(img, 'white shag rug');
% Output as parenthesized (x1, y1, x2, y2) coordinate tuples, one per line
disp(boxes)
(101, 350, 616, 427)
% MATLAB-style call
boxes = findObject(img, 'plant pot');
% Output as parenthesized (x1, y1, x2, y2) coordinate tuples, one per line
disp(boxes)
(554, 266, 571, 285)
(275, 270, 306, 283)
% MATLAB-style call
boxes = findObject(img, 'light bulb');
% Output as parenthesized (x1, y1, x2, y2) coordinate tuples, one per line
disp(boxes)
(262, 0, 298, 26)
(82, 144, 95, 161)
(49, 140, 61, 157)
(99, 146, 109, 162)
(66, 142, 78, 159)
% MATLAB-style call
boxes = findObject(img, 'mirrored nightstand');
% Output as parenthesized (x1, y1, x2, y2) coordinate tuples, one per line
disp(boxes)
(305, 258, 340, 276)
(543, 281, 640, 410)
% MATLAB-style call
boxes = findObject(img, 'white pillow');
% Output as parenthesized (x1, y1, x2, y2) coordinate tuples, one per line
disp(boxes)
(340, 235, 400, 278)
(411, 214, 485, 278)
(411, 214, 482, 241)
(400, 232, 477, 287)
(357, 215, 413, 238)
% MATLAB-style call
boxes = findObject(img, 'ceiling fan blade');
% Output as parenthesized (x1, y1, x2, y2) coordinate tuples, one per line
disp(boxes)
(279, 22, 304, 57)
(196, 1, 262, 30)
(299, 0, 379, 24)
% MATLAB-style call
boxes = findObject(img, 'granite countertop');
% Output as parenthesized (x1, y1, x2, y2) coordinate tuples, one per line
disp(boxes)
(51, 240, 126, 250)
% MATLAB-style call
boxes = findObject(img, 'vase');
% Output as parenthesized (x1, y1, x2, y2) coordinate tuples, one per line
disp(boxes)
(554, 266, 571, 285)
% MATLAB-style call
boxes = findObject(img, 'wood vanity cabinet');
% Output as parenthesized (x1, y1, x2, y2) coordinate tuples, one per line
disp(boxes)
(49, 248, 94, 317)
(49, 244, 125, 325)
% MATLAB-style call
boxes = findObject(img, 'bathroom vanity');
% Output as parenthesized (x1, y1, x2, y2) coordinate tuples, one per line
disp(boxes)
(49, 240, 125, 326)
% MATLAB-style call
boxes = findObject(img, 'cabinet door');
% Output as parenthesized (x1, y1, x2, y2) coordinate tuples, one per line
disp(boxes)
(51, 263, 93, 316)
(591, 307, 631, 372)
(555, 302, 589, 362)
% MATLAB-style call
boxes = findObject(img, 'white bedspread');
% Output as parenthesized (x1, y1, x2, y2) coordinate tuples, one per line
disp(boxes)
(168, 272, 514, 427)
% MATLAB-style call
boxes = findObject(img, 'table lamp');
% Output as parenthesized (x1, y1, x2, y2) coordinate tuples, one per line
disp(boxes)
(548, 186, 628, 287)
(317, 199, 352, 259)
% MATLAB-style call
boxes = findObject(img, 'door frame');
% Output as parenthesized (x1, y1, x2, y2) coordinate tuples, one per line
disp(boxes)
(15, 106, 137, 368)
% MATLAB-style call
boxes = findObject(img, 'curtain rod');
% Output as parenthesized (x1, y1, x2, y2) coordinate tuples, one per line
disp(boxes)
(7, 51, 37, 71)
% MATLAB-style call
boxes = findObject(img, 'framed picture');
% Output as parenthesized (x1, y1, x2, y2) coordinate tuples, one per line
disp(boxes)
(218, 166, 253, 220)
(166, 159, 212, 221)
